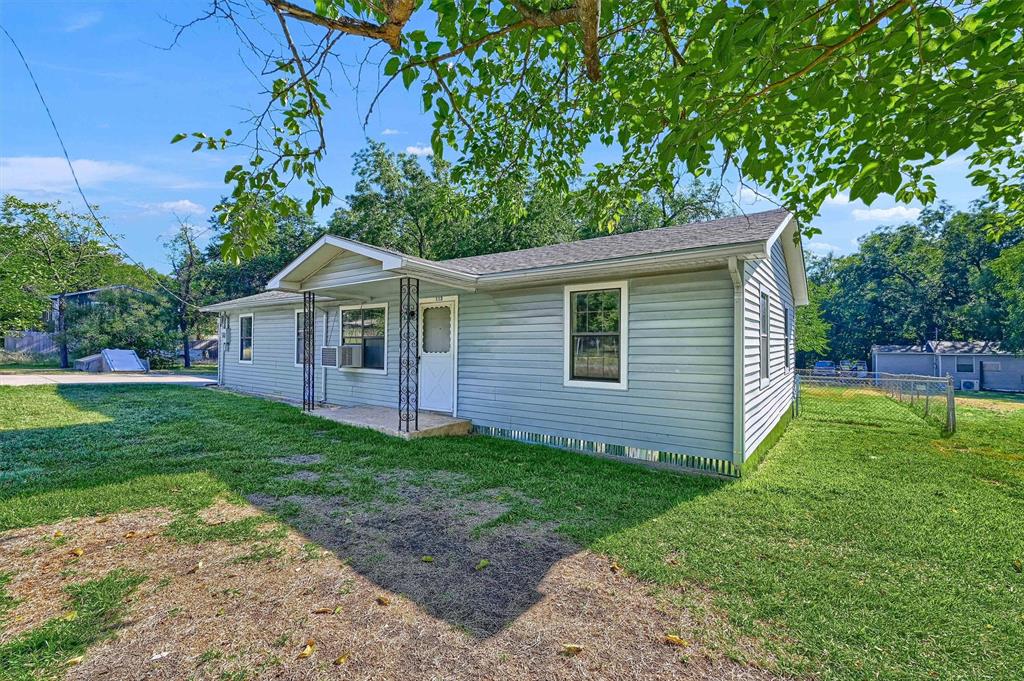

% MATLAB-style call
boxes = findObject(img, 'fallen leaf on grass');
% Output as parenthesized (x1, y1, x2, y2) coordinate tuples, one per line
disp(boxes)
(475, 559, 490, 571)
(561, 644, 583, 656)
(421, 555, 434, 563)
(312, 606, 342, 615)
(333, 654, 350, 666)
(376, 595, 391, 606)
(53, 530, 64, 538)
(297, 640, 315, 659)
(70, 548, 84, 557)
(124, 531, 137, 539)
(67, 656, 84, 666)
(664, 634, 688, 647)
(61, 611, 78, 622)
(185, 561, 203, 575)
(610, 561, 623, 573)
(96, 517, 110, 524)
(1013, 559, 1022, 574)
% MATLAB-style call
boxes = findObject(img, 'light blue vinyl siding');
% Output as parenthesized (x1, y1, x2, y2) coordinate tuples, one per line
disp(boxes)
(221, 305, 314, 400)
(741, 239, 796, 459)
(456, 271, 735, 459)
(218, 269, 737, 461)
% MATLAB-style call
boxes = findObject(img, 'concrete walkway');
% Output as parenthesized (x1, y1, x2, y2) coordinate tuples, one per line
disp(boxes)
(0, 372, 217, 387)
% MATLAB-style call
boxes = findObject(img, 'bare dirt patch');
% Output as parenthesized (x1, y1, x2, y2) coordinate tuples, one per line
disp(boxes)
(958, 396, 1024, 414)
(198, 499, 264, 524)
(0, 506, 786, 680)
(275, 470, 322, 483)
(272, 454, 325, 466)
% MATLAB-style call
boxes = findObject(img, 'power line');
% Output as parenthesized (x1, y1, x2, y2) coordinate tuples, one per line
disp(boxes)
(0, 23, 204, 310)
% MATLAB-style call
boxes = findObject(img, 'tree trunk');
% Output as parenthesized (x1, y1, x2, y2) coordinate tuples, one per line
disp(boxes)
(57, 294, 69, 369)
(181, 317, 191, 368)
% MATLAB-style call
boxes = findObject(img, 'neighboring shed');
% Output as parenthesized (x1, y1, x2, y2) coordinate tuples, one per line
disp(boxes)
(872, 340, 1024, 392)
(74, 349, 148, 373)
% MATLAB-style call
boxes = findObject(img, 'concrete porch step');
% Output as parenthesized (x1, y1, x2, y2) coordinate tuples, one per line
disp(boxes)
(310, 404, 472, 439)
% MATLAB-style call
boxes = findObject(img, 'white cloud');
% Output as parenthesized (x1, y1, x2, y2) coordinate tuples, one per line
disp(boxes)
(405, 144, 433, 157)
(0, 156, 141, 193)
(851, 205, 921, 222)
(736, 186, 761, 204)
(824, 192, 850, 205)
(807, 241, 841, 255)
(381, 128, 401, 136)
(62, 11, 102, 32)
(147, 200, 206, 215)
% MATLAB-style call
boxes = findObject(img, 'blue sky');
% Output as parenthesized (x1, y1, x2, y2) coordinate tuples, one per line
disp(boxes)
(1, 1, 985, 272)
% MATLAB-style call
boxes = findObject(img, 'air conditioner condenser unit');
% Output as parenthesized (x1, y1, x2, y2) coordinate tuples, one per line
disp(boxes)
(960, 379, 978, 391)
(321, 346, 339, 368)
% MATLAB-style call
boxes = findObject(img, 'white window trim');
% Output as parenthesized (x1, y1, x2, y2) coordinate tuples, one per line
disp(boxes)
(338, 302, 388, 375)
(238, 313, 254, 364)
(563, 280, 629, 390)
(758, 288, 771, 389)
(293, 308, 306, 367)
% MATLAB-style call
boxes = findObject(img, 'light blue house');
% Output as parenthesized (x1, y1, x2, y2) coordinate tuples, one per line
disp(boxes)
(201, 209, 808, 475)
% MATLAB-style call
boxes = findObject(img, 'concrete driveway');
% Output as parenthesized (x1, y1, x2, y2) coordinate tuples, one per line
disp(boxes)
(0, 373, 216, 387)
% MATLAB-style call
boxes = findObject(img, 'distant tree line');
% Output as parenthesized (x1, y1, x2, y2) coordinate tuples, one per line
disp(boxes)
(6, 145, 1020, 371)
(801, 202, 1024, 367)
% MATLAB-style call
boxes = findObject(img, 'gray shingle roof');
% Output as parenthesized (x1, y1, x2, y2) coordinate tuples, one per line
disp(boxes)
(200, 290, 336, 312)
(438, 209, 790, 275)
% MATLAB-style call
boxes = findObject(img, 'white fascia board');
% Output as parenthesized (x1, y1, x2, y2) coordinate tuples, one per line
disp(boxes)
(267, 235, 405, 290)
(766, 212, 809, 307)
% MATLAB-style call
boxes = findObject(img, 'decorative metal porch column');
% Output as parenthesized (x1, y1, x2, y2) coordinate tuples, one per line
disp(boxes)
(302, 291, 316, 411)
(398, 277, 419, 432)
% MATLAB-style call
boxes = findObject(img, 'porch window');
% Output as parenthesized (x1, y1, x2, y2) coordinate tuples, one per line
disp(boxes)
(239, 314, 253, 363)
(564, 281, 628, 389)
(760, 292, 770, 381)
(341, 305, 386, 371)
(294, 310, 306, 366)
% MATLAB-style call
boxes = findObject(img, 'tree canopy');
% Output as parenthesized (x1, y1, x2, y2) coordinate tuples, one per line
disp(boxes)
(807, 202, 1024, 362)
(177, 0, 1022, 258)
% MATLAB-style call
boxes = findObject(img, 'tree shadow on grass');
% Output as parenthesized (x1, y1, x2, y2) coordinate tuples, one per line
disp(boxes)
(0, 384, 729, 639)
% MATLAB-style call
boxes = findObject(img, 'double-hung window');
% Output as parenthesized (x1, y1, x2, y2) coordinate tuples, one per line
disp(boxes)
(956, 358, 974, 373)
(759, 292, 770, 381)
(239, 314, 253, 363)
(564, 281, 628, 389)
(340, 305, 387, 371)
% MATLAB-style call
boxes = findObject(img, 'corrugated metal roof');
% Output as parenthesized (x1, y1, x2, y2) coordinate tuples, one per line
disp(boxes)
(872, 340, 1011, 355)
(438, 209, 790, 274)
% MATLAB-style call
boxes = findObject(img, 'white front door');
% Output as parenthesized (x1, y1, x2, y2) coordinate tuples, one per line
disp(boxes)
(419, 298, 457, 413)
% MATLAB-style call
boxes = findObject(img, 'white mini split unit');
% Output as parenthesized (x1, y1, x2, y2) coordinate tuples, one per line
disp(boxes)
(960, 379, 979, 390)
(340, 344, 363, 368)
(320, 346, 339, 368)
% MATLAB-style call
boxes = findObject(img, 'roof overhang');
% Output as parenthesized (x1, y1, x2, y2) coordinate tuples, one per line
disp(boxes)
(210, 213, 809, 309)
(765, 212, 810, 306)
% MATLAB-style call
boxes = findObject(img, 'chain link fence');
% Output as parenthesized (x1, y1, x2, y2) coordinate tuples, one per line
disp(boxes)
(794, 370, 956, 434)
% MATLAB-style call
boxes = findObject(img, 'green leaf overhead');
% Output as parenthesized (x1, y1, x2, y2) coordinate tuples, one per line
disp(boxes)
(182, 0, 1023, 258)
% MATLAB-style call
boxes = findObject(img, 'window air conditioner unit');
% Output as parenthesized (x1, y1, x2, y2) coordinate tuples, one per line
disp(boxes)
(340, 344, 363, 368)
(960, 379, 978, 390)
(320, 345, 339, 368)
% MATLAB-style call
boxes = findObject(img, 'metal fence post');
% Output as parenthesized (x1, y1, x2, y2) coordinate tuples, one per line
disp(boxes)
(946, 377, 956, 434)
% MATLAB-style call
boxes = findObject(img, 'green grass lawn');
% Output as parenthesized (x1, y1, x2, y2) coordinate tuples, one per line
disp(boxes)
(0, 385, 1021, 680)
(0, 362, 64, 375)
